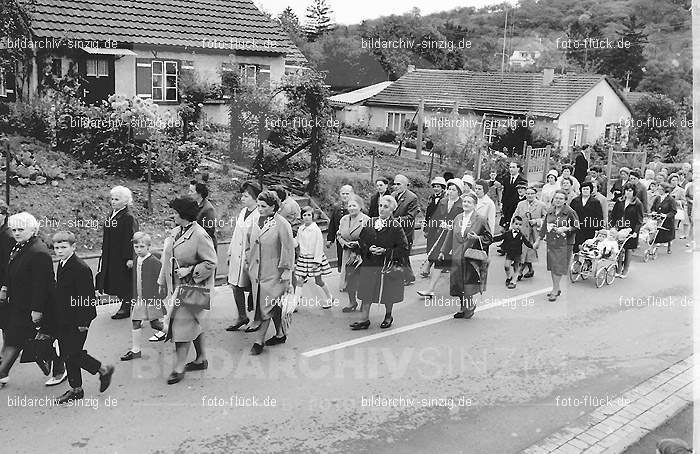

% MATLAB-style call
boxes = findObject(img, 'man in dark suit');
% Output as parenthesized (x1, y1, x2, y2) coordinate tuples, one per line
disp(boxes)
(368, 177, 390, 218)
(392, 174, 420, 284)
(629, 170, 648, 212)
(326, 184, 353, 273)
(49, 231, 114, 403)
(189, 181, 217, 250)
(498, 162, 528, 231)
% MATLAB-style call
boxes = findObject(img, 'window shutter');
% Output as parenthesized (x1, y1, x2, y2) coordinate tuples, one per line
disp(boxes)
(581, 125, 589, 144)
(568, 125, 577, 147)
(595, 96, 604, 117)
(136, 58, 152, 98)
(5, 72, 16, 101)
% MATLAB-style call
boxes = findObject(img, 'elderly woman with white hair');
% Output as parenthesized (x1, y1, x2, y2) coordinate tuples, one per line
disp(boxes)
(351, 195, 409, 330)
(98, 185, 139, 319)
(0, 212, 55, 386)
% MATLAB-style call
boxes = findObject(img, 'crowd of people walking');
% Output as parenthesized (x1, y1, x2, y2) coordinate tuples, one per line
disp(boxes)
(0, 151, 693, 393)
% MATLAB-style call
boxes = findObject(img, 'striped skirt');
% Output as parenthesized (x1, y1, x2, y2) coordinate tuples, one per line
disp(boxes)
(295, 253, 332, 279)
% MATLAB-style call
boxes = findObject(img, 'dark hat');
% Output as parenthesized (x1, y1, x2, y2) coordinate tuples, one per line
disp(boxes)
(241, 181, 262, 198)
(516, 182, 528, 189)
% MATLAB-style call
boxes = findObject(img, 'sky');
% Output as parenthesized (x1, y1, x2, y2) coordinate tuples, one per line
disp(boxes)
(255, 0, 505, 26)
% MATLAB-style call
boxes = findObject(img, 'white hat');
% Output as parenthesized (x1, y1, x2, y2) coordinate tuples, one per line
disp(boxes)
(462, 174, 475, 187)
(446, 178, 465, 194)
(430, 176, 447, 187)
(547, 169, 559, 178)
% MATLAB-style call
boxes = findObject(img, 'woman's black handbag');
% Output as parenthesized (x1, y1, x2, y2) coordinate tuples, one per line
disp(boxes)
(463, 236, 488, 262)
(172, 257, 211, 311)
(20, 335, 55, 376)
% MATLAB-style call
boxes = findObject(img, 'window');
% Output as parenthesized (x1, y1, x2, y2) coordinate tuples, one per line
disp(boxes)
(86, 58, 108, 77)
(595, 96, 604, 117)
(568, 124, 588, 147)
(239, 64, 257, 86)
(482, 116, 500, 143)
(605, 123, 621, 143)
(152, 60, 178, 101)
(51, 58, 62, 78)
(387, 112, 407, 132)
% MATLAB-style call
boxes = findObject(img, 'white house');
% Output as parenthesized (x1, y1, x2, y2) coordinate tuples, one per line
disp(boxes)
(2, 0, 306, 125)
(328, 81, 393, 127)
(508, 50, 541, 68)
(361, 68, 633, 153)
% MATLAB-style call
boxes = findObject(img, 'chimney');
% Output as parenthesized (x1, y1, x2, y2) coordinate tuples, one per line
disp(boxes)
(542, 68, 554, 86)
(406, 64, 416, 73)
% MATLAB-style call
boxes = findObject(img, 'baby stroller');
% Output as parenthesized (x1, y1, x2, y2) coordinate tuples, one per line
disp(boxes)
(569, 229, 632, 288)
(636, 213, 667, 262)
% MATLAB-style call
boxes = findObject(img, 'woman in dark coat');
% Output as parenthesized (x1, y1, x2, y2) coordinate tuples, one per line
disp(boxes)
(418, 179, 464, 297)
(100, 186, 139, 319)
(573, 149, 589, 185)
(0, 201, 13, 331)
(0, 212, 55, 386)
(352, 195, 409, 330)
(610, 183, 644, 277)
(533, 190, 579, 302)
(570, 181, 604, 252)
(326, 185, 353, 276)
(438, 192, 492, 319)
(651, 182, 678, 254)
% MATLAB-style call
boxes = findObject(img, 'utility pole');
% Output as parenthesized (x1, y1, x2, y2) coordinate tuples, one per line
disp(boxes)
(500, 6, 508, 78)
(416, 98, 424, 160)
(624, 70, 632, 91)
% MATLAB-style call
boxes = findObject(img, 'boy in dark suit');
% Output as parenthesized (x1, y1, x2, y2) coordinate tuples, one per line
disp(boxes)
(492, 216, 533, 289)
(121, 232, 166, 361)
(51, 231, 114, 403)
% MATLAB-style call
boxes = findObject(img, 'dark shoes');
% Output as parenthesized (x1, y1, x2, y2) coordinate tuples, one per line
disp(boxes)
(244, 324, 261, 333)
(453, 311, 465, 318)
(547, 290, 561, 302)
(380, 317, 393, 329)
(516, 274, 523, 281)
(225, 319, 249, 332)
(111, 311, 130, 320)
(264, 335, 287, 346)
(403, 279, 415, 286)
(167, 371, 185, 385)
(99, 365, 114, 392)
(341, 304, 358, 313)
(523, 271, 534, 278)
(350, 320, 370, 330)
(507, 281, 516, 289)
(120, 350, 141, 361)
(56, 388, 84, 404)
(454, 307, 476, 319)
(250, 343, 264, 356)
(185, 360, 208, 371)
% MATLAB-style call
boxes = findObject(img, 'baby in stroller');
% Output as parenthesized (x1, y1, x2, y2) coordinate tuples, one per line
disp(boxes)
(638, 217, 658, 244)
(581, 229, 619, 259)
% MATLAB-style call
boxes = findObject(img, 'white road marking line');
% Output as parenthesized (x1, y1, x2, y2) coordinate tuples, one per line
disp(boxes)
(301, 287, 552, 357)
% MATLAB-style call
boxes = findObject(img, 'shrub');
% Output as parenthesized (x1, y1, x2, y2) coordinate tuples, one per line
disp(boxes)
(0, 101, 52, 142)
(377, 129, 397, 143)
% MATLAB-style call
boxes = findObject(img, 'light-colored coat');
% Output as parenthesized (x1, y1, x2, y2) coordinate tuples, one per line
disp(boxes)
(227, 207, 260, 287)
(245, 213, 295, 320)
(295, 222, 324, 261)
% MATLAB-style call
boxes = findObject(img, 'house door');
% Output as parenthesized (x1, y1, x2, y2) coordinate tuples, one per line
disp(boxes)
(78, 57, 115, 105)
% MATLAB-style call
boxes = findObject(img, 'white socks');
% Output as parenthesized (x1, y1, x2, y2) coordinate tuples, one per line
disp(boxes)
(131, 328, 141, 353)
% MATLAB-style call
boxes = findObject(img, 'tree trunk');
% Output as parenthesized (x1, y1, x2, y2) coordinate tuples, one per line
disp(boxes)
(307, 120, 321, 195)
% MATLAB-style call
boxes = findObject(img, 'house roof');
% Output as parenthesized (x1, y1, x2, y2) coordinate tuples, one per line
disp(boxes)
(365, 69, 627, 118)
(29, 0, 305, 59)
(622, 91, 655, 106)
(328, 81, 393, 106)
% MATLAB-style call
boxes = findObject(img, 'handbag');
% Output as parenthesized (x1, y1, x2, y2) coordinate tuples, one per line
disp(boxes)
(380, 249, 404, 280)
(463, 235, 488, 262)
(172, 256, 211, 311)
(20, 335, 55, 376)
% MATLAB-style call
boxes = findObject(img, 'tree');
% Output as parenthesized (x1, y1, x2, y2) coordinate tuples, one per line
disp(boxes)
(0, 0, 34, 101)
(304, 0, 335, 42)
(277, 7, 306, 47)
(563, 16, 605, 72)
(598, 15, 648, 90)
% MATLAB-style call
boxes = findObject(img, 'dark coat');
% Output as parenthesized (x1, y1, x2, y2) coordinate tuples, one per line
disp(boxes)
(5, 236, 54, 343)
(610, 178, 630, 202)
(493, 230, 533, 261)
(610, 197, 644, 249)
(197, 198, 217, 250)
(327, 203, 348, 271)
(441, 212, 492, 298)
(131, 254, 165, 320)
(368, 192, 384, 218)
(424, 191, 447, 252)
(49, 254, 96, 331)
(498, 173, 528, 227)
(635, 182, 648, 212)
(0, 224, 14, 287)
(570, 195, 604, 247)
(574, 153, 589, 184)
(425, 192, 445, 224)
(392, 189, 420, 244)
(357, 217, 409, 305)
(651, 194, 677, 244)
(100, 207, 138, 300)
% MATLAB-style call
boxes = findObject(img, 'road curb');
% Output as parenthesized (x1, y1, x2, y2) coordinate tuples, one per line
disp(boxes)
(520, 355, 694, 454)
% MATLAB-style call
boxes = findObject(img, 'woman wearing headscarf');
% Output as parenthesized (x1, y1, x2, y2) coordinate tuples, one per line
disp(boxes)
(0, 212, 54, 386)
(512, 185, 547, 279)
(160, 197, 217, 385)
(99, 186, 139, 319)
(336, 194, 370, 312)
(533, 190, 579, 302)
(438, 192, 492, 319)
(418, 179, 464, 298)
(246, 190, 295, 355)
(225, 181, 261, 333)
(351, 195, 409, 330)
(610, 182, 644, 278)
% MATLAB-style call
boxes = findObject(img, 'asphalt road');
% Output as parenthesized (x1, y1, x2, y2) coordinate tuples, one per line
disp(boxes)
(1, 239, 693, 454)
